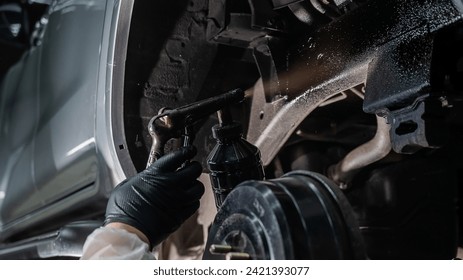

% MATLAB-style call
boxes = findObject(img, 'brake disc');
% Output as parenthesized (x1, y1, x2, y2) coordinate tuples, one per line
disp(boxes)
(203, 171, 365, 260)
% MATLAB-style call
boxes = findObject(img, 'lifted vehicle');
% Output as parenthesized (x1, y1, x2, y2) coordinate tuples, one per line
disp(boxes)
(0, 0, 462, 259)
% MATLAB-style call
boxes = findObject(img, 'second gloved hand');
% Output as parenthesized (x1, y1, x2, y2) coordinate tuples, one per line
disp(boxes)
(104, 146, 205, 248)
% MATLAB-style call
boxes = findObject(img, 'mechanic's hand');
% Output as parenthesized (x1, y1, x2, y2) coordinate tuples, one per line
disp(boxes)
(104, 146, 204, 248)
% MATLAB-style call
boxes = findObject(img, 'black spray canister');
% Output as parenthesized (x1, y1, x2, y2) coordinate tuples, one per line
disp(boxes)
(207, 109, 265, 209)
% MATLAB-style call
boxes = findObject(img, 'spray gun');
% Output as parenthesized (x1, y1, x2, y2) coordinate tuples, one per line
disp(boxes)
(146, 88, 265, 209)
(146, 88, 245, 168)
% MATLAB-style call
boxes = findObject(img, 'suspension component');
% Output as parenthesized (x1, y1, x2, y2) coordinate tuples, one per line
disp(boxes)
(328, 115, 391, 188)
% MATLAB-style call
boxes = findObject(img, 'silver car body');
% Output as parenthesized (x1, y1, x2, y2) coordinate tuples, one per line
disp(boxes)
(0, 0, 134, 241)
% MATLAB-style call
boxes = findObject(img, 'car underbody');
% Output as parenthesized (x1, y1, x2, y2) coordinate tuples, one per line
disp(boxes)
(118, 0, 463, 259)
(0, 0, 462, 259)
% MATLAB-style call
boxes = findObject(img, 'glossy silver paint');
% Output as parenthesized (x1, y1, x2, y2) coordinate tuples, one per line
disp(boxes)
(0, 0, 134, 241)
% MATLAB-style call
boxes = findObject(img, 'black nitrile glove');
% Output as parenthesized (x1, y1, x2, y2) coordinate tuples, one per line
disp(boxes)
(104, 146, 205, 248)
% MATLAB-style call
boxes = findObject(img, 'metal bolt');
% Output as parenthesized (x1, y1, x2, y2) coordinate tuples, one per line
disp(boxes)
(225, 252, 251, 260)
(209, 244, 233, 255)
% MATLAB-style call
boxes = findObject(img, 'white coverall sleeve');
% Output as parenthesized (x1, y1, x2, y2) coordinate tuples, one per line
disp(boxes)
(80, 227, 155, 260)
